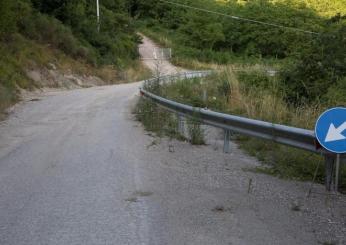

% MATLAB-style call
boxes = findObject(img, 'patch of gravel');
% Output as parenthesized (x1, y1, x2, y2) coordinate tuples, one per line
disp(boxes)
(141, 133, 346, 244)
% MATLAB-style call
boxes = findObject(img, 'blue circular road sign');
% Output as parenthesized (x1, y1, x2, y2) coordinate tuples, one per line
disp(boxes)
(315, 107, 346, 154)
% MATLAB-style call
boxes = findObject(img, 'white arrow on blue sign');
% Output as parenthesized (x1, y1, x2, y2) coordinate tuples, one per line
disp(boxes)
(315, 107, 346, 154)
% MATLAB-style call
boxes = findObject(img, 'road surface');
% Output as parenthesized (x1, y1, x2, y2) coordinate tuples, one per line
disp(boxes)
(0, 36, 345, 245)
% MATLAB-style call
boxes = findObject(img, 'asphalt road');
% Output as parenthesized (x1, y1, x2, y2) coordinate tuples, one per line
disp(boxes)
(0, 83, 150, 244)
(0, 36, 345, 245)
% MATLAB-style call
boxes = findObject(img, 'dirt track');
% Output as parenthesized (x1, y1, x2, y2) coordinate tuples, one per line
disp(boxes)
(138, 34, 187, 75)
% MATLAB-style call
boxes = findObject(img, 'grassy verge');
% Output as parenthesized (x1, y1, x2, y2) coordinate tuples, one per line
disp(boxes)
(135, 97, 182, 139)
(136, 69, 346, 190)
(134, 79, 204, 145)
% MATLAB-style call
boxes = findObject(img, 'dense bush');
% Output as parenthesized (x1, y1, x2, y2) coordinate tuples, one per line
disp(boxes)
(0, 0, 140, 67)
(281, 22, 346, 103)
(0, 0, 16, 39)
(30, 0, 139, 66)
(132, 0, 331, 59)
(18, 11, 95, 61)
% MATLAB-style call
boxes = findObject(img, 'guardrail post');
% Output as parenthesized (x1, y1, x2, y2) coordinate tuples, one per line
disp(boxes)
(324, 154, 335, 191)
(223, 129, 231, 153)
(177, 114, 184, 136)
(202, 90, 207, 103)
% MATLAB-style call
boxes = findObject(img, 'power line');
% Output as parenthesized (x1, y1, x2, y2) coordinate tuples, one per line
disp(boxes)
(158, 0, 321, 36)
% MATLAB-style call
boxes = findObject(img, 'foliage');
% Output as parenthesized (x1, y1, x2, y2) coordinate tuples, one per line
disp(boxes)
(187, 114, 205, 145)
(18, 11, 96, 63)
(135, 97, 184, 140)
(30, 0, 139, 66)
(133, 0, 330, 59)
(281, 22, 346, 103)
(0, 0, 142, 76)
(0, 0, 16, 39)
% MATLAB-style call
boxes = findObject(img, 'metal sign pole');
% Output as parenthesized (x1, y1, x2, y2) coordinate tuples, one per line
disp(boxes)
(315, 107, 346, 191)
(335, 154, 340, 192)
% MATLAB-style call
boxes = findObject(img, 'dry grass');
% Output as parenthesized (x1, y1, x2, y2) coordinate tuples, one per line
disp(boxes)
(218, 68, 324, 129)
(120, 61, 152, 83)
(172, 57, 280, 73)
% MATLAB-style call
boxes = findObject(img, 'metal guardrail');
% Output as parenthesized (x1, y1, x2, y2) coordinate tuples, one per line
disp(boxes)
(140, 89, 319, 153)
(149, 70, 212, 81)
(140, 72, 339, 191)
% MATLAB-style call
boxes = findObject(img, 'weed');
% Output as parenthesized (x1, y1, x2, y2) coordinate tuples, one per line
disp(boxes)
(187, 113, 205, 145)
(134, 96, 181, 140)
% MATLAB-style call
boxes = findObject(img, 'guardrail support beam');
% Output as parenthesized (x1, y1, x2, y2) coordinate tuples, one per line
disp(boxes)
(223, 129, 231, 153)
(177, 114, 184, 136)
(324, 155, 335, 191)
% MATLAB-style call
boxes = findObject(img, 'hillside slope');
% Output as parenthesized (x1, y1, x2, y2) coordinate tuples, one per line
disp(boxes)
(0, 0, 151, 118)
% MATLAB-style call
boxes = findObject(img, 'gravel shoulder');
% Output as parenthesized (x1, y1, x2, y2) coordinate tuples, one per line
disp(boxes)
(0, 35, 345, 245)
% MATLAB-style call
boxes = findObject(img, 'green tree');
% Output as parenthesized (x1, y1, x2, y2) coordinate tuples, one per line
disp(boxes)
(180, 14, 225, 50)
(281, 21, 346, 103)
(0, 0, 16, 39)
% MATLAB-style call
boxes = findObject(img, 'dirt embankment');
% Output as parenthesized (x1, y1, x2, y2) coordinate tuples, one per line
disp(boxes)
(25, 64, 105, 90)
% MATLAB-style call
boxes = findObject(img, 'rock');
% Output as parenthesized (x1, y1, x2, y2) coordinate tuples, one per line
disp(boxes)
(26, 70, 42, 83)
(64, 75, 83, 86)
(48, 63, 57, 70)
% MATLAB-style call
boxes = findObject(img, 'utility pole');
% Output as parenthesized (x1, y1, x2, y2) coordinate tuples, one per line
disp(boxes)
(96, 0, 100, 32)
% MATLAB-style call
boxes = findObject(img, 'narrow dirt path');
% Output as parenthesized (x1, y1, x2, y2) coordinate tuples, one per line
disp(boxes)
(138, 34, 187, 75)
(0, 35, 345, 245)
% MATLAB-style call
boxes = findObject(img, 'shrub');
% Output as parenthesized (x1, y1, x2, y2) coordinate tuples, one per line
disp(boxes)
(0, 0, 16, 39)
(18, 11, 94, 62)
(187, 114, 205, 145)
(281, 23, 346, 104)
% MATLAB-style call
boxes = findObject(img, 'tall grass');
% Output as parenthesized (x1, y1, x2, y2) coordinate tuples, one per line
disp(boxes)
(217, 69, 325, 128)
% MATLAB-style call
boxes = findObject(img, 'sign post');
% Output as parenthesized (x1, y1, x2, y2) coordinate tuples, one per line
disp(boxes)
(315, 107, 346, 192)
(335, 154, 341, 191)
